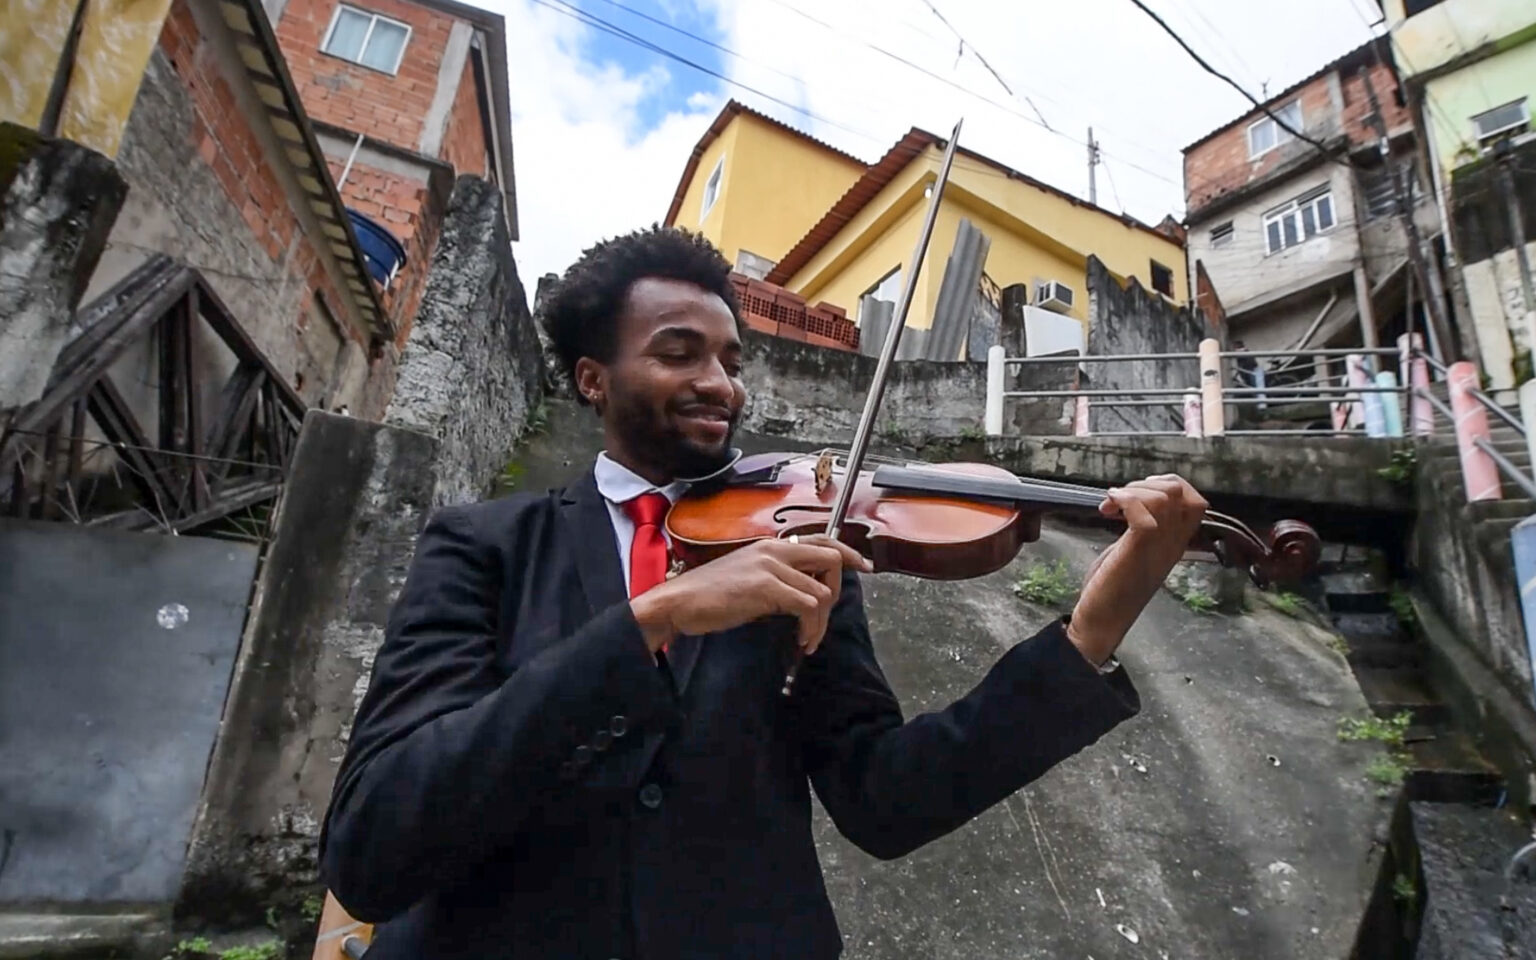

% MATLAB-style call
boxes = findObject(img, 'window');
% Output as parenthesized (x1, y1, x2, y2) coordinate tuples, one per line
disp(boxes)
(700, 157, 724, 219)
(857, 267, 903, 324)
(734, 249, 774, 280)
(1358, 159, 1421, 220)
(1263, 187, 1335, 254)
(1248, 100, 1303, 158)
(1209, 221, 1234, 248)
(1473, 99, 1530, 146)
(1150, 260, 1174, 297)
(322, 5, 410, 73)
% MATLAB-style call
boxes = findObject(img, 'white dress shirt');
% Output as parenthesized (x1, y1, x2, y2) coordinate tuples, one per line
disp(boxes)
(593, 452, 691, 597)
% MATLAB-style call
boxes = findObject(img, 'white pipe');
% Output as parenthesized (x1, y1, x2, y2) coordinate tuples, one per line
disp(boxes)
(985, 344, 1005, 436)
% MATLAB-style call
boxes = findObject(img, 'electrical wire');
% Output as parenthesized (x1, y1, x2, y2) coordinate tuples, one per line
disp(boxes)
(912, 0, 1056, 133)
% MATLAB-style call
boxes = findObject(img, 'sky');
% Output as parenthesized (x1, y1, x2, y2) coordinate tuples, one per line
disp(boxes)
(484, 0, 1382, 285)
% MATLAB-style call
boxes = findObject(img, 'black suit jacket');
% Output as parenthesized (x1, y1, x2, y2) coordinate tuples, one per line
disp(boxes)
(320, 466, 1140, 959)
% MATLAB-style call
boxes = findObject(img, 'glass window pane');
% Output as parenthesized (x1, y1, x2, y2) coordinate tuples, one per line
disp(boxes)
(1317, 195, 1334, 230)
(1251, 121, 1274, 154)
(1282, 216, 1298, 248)
(1267, 220, 1282, 254)
(1301, 205, 1316, 237)
(325, 7, 370, 60)
(361, 19, 407, 71)
(1279, 101, 1302, 128)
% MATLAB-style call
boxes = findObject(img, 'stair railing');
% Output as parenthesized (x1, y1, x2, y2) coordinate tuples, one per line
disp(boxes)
(1412, 348, 1536, 502)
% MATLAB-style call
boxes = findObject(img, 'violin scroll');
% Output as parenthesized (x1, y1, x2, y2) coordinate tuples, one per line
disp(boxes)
(1197, 514, 1321, 587)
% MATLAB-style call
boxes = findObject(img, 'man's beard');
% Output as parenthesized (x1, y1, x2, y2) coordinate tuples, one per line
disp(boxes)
(609, 388, 739, 481)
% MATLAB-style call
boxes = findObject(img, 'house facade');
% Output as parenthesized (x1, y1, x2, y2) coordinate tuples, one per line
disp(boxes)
(1181, 40, 1440, 356)
(1385, 0, 1536, 390)
(667, 101, 1187, 360)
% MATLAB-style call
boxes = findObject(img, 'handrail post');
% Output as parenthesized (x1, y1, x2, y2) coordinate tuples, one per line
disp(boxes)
(1183, 392, 1203, 438)
(985, 345, 1005, 437)
(1399, 333, 1434, 436)
(1348, 354, 1383, 436)
(1522, 380, 1536, 477)
(1376, 370, 1404, 437)
(1449, 360, 1503, 501)
(1199, 338, 1224, 437)
(1073, 395, 1091, 437)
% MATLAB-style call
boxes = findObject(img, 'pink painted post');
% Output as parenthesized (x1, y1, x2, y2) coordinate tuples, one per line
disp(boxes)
(1448, 360, 1503, 502)
(1183, 393, 1203, 438)
(1073, 396, 1090, 437)
(1398, 333, 1433, 436)
(1344, 354, 1371, 431)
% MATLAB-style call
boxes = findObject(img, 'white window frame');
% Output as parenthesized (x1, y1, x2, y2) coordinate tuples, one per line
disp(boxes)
(1262, 187, 1336, 255)
(321, 4, 412, 76)
(1209, 221, 1234, 248)
(1247, 100, 1303, 159)
(700, 157, 724, 219)
(1473, 98, 1530, 145)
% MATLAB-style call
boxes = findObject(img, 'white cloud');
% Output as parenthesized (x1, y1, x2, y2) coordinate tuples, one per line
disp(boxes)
(484, 0, 1377, 285)
(487, 0, 723, 285)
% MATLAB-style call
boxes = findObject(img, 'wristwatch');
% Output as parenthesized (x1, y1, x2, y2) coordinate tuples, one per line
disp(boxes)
(1096, 655, 1121, 676)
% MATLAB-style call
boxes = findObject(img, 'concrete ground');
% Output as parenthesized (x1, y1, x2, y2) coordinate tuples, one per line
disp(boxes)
(516, 401, 1391, 960)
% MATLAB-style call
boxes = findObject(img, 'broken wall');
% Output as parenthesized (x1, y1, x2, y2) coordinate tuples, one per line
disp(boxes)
(1084, 255, 1218, 433)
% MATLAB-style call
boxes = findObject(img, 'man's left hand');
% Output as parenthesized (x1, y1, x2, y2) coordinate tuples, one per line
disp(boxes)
(1066, 474, 1209, 667)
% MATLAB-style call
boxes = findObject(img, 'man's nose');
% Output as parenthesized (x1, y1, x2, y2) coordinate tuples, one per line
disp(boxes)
(692, 359, 734, 402)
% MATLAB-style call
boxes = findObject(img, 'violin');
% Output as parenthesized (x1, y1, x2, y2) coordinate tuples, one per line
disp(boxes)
(667, 450, 1320, 589)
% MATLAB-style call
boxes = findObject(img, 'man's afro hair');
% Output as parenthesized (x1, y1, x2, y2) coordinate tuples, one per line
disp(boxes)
(539, 225, 741, 402)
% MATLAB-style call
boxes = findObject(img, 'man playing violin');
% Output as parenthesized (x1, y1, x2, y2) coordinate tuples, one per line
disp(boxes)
(320, 226, 1210, 959)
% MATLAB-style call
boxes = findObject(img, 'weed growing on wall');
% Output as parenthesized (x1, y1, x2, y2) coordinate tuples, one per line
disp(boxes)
(1013, 560, 1076, 608)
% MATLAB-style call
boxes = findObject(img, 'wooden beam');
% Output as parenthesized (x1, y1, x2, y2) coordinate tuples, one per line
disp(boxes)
(88, 376, 187, 520)
(191, 277, 307, 419)
(39, 421, 63, 520)
(206, 365, 264, 490)
(67, 399, 86, 511)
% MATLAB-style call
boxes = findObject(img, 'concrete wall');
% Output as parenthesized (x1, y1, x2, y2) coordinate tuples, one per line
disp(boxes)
(1082, 256, 1213, 433)
(739, 327, 1072, 445)
(386, 175, 543, 507)
(180, 413, 439, 922)
(0, 125, 126, 415)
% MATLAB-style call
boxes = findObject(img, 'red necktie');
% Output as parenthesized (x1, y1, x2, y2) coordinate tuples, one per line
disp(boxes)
(622, 492, 671, 599)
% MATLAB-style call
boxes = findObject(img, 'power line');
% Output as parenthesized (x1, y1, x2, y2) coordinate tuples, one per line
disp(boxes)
(1103, 160, 1127, 214)
(1125, 0, 1339, 159)
(913, 0, 1055, 133)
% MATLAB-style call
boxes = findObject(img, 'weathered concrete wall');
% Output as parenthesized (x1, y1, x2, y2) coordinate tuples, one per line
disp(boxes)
(0, 124, 126, 416)
(1084, 256, 1214, 433)
(386, 175, 543, 506)
(740, 328, 1071, 445)
(925, 433, 1415, 517)
(1412, 439, 1532, 701)
(180, 414, 437, 922)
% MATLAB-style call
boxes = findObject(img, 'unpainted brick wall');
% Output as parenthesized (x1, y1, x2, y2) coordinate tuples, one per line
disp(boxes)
(1184, 75, 1340, 214)
(275, 0, 453, 151)
(329, 158, 442, 341)
(440, 57, 489, 177)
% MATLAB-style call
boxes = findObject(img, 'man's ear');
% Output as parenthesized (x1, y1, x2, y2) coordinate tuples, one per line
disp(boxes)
(574, 358, 606, 411)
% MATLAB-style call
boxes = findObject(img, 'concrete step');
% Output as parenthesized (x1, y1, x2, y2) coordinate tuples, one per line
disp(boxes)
(1409, 802, 1536, 956)
(1404, 732, 1505, 805)
(0, 914, 164, 960)
(1355, 666, 1452, 728)
(1320, 569, 1393, 598)
(1330, 610, 1406, 639)
(1345, 633, 1426, 671)
(1469, 499, 1536, 523)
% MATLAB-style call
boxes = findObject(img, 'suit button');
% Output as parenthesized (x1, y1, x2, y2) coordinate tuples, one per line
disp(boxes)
(610, 715, 629, 738)
(638, 782, 663, 809)
(593, 729, 613, 751)
(573, 744, 593, 767)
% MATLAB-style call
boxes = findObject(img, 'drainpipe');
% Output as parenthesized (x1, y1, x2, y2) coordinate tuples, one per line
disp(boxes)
(336, 133, 365, 194)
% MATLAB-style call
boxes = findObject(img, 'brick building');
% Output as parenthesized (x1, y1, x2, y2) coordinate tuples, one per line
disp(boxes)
(1181, 38, 1442, 358)
(270, 0, 517, 339)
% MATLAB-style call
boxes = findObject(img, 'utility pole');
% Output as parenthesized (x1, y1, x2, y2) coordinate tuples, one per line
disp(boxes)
(1361, 53, 1458, 364)
(1087, 126, 1100, 206)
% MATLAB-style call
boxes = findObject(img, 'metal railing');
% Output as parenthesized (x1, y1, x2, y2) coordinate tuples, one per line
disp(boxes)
(983, 341, 1414, 440)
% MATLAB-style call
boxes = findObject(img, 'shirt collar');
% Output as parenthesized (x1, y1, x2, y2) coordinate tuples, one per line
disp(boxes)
(594, 452, 690, 506)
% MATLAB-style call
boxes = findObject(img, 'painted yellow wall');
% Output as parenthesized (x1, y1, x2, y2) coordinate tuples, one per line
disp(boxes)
(670, 112, 864, 270)
(787, 144, 1187, 337)
(1422, 40, 1536, 175)
(0, 0, 173, 157)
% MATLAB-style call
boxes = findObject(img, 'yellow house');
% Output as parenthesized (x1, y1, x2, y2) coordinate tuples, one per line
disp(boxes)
(666, 100, 1188, 349)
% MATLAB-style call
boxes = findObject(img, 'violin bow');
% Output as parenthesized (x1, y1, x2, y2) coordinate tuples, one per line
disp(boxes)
(780, 117, 966, 697)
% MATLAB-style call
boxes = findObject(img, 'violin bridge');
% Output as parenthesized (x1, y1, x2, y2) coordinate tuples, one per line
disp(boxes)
(814, 451, 835, 495)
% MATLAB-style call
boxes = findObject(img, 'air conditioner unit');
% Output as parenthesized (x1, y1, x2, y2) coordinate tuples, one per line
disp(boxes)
(1034, 280, 1075, 315)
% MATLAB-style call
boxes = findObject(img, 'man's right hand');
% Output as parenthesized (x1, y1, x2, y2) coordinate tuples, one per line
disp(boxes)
(630, 536, 871, 655)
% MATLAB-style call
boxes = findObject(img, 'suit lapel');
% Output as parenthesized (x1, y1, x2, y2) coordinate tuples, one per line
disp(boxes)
(560, 468, 627, 617)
